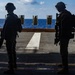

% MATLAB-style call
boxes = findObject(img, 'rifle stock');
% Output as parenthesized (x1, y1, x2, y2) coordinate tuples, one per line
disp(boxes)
(54, 13, 60, 45)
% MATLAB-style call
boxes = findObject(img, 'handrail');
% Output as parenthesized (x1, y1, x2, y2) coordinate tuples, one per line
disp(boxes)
(0, 28, 55, 32)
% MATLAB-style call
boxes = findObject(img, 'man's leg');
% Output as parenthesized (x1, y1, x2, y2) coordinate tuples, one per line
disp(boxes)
(12, 40, 17, 69)
(0, 38, 4, 48)
(4, 40, 15, 74)
(58, 39, 69, 74)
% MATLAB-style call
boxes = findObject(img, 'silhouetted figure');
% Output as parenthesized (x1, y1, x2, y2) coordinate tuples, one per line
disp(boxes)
(0, 31, 4, 48)
(2, 3, 22, 74)
(33, 16, 38, 25)
(47, 15, 52, 25)
(55, 2, 74, 74)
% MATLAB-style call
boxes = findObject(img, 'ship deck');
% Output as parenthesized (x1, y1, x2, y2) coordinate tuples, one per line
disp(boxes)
(0, 32, 75, 74)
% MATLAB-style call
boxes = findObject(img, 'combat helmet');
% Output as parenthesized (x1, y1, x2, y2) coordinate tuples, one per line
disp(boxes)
(5, 3, 16, 11)
(55, 2, 66, 9)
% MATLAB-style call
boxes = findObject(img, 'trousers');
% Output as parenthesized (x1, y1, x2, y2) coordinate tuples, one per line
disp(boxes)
(6, 39, 16, 70)
(60, 38, 69, 69)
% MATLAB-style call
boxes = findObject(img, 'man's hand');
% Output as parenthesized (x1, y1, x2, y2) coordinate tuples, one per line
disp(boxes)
(54, 38, 59, 46)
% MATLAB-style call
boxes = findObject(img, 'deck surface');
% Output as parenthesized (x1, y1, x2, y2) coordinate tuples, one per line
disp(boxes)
(0, 32, 75, 74)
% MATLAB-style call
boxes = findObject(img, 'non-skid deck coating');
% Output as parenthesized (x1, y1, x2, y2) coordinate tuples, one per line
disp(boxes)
(0, 32, 75, 74)
(0, 32, 75, 54)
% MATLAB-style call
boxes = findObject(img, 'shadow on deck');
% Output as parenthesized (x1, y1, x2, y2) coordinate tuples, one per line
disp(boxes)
(0, 52, 75, 75)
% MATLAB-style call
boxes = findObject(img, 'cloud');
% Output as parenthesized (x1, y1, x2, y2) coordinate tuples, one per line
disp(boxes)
(18, 0, 44, 5)
(40, 1, 44, 5)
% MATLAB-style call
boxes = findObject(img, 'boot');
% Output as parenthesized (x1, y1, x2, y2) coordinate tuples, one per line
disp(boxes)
(4, 69, 15, 74)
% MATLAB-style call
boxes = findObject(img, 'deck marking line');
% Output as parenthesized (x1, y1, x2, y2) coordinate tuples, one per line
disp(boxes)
(25, 33, 41, 50)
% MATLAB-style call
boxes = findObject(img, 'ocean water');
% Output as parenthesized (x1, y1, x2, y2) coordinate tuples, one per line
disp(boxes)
(0, 19, 55, 29)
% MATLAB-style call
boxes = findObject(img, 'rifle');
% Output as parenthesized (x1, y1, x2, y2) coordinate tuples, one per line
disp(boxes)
(54, 13, 60, 45)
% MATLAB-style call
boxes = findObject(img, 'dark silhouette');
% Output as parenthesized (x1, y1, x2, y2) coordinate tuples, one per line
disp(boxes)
(55, 2, 74, 74)
(47, 15, 52, 25)
(0, 31, 4, 48)
(1, 3, 22, 74)
(33, 16, 38, 25)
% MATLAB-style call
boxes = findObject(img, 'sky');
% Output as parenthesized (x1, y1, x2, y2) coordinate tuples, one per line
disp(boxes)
(0, 0, 75, 19)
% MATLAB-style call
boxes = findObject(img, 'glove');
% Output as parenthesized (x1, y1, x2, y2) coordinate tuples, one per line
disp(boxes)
(54, 38, 59, 46)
